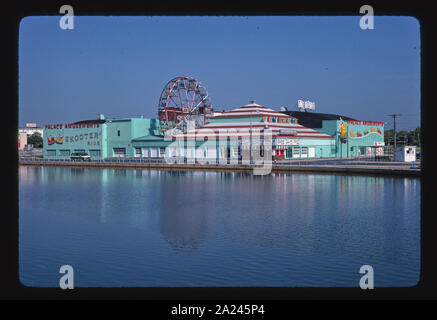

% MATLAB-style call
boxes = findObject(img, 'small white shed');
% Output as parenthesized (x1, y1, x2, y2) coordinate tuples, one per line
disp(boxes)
(394, 146, 416, 162)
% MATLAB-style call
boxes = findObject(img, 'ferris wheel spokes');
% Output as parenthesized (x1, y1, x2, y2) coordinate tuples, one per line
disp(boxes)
(157, 76, 213, 132)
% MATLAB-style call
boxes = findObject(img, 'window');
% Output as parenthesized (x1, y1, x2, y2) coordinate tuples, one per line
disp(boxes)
(113, 148, 126, 157)
(46, 150, 56, 156)
(117, 130, 120, 136)
(74, 149, 85, 153)
(159, 147, 166, 157)
(286, 148, 292, 158)
(301, 147, 308, 157)
(60, 150, 70, 156)
(308, 147, 315, 158)
(89, 150, 101, 157)
(142, 148, 149, 158)
(150, 148, 158, 157)
(293, 147, 300, 158)
(231, 148, 239, 157)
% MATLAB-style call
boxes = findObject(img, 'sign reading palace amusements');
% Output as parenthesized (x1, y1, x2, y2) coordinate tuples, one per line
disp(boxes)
(45, 121, 101, 146)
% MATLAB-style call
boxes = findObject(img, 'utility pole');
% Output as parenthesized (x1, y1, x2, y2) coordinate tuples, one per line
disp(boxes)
(388, 114, 401, 159)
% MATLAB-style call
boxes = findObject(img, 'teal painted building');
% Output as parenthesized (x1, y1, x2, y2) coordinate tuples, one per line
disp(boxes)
(43, 114, 162, 159)
(105, 117, 161, 158)
(155, 102, 338, 162)
(283, 111, 385, 158)
(44, 119, 105, 159)
(43, 105, 384, 161)
(319, 119, 385, 158)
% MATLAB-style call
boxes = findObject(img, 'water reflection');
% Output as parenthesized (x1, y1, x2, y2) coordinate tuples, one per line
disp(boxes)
(19, 166, 420, 286)
(159, 177, 208, 252)
(148, 170, 210, 252)
(204, 172, 418, 269)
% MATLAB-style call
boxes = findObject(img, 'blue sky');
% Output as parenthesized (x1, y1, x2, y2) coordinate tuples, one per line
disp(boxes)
(19, 16, 420, 130)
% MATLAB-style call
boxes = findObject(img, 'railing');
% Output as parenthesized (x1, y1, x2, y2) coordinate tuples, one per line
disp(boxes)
(18, 157, 228, 165)
(276, 156, 419, 167)
(19, 157, 168, 164)
(19, 155, 420, 169)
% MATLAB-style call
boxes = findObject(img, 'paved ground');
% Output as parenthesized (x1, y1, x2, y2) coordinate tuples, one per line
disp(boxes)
(19, 158, 421, 177)
(276, 158, 420, 169)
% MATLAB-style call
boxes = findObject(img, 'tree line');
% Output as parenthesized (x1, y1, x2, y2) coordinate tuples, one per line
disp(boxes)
(384, 126, 420, 147)
(27, 132, 43, 148)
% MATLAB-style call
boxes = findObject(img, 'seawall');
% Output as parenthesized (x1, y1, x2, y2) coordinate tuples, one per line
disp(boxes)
(19, 160, 421, 177)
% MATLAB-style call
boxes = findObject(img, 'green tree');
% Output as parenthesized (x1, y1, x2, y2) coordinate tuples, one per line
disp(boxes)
(384, 127, 420, 147)
(412, 126, 421, 147)
(384, 129, 394, 146)
(27, 132, 43, 148)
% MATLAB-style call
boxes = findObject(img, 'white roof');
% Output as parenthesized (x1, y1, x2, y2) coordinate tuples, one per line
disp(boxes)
(243, 102, 263, 107)
(215, 104, 295, 119)
(172, 103, 333, 140)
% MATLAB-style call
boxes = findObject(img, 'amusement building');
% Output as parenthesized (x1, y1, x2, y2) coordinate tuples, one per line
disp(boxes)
(43, 76, 385, 161)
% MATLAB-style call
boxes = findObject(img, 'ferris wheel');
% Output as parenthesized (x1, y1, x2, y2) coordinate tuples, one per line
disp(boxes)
(158, 76, 212, 132)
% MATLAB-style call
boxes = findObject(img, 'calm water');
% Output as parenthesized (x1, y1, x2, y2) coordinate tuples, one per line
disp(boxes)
(19, 166, 420, 287)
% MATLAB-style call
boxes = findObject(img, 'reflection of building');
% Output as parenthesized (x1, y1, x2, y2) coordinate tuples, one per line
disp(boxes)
(159, 174, 207, 251)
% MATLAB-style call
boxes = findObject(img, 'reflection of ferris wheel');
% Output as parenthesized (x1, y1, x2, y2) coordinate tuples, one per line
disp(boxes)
(158, 76, 213, 132)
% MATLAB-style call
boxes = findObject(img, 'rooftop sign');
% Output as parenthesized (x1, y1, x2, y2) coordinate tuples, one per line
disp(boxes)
(297, 100, 315, 111)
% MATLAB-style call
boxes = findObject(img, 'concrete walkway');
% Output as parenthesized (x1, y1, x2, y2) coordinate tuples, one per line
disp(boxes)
(19, 159, 421, 177)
